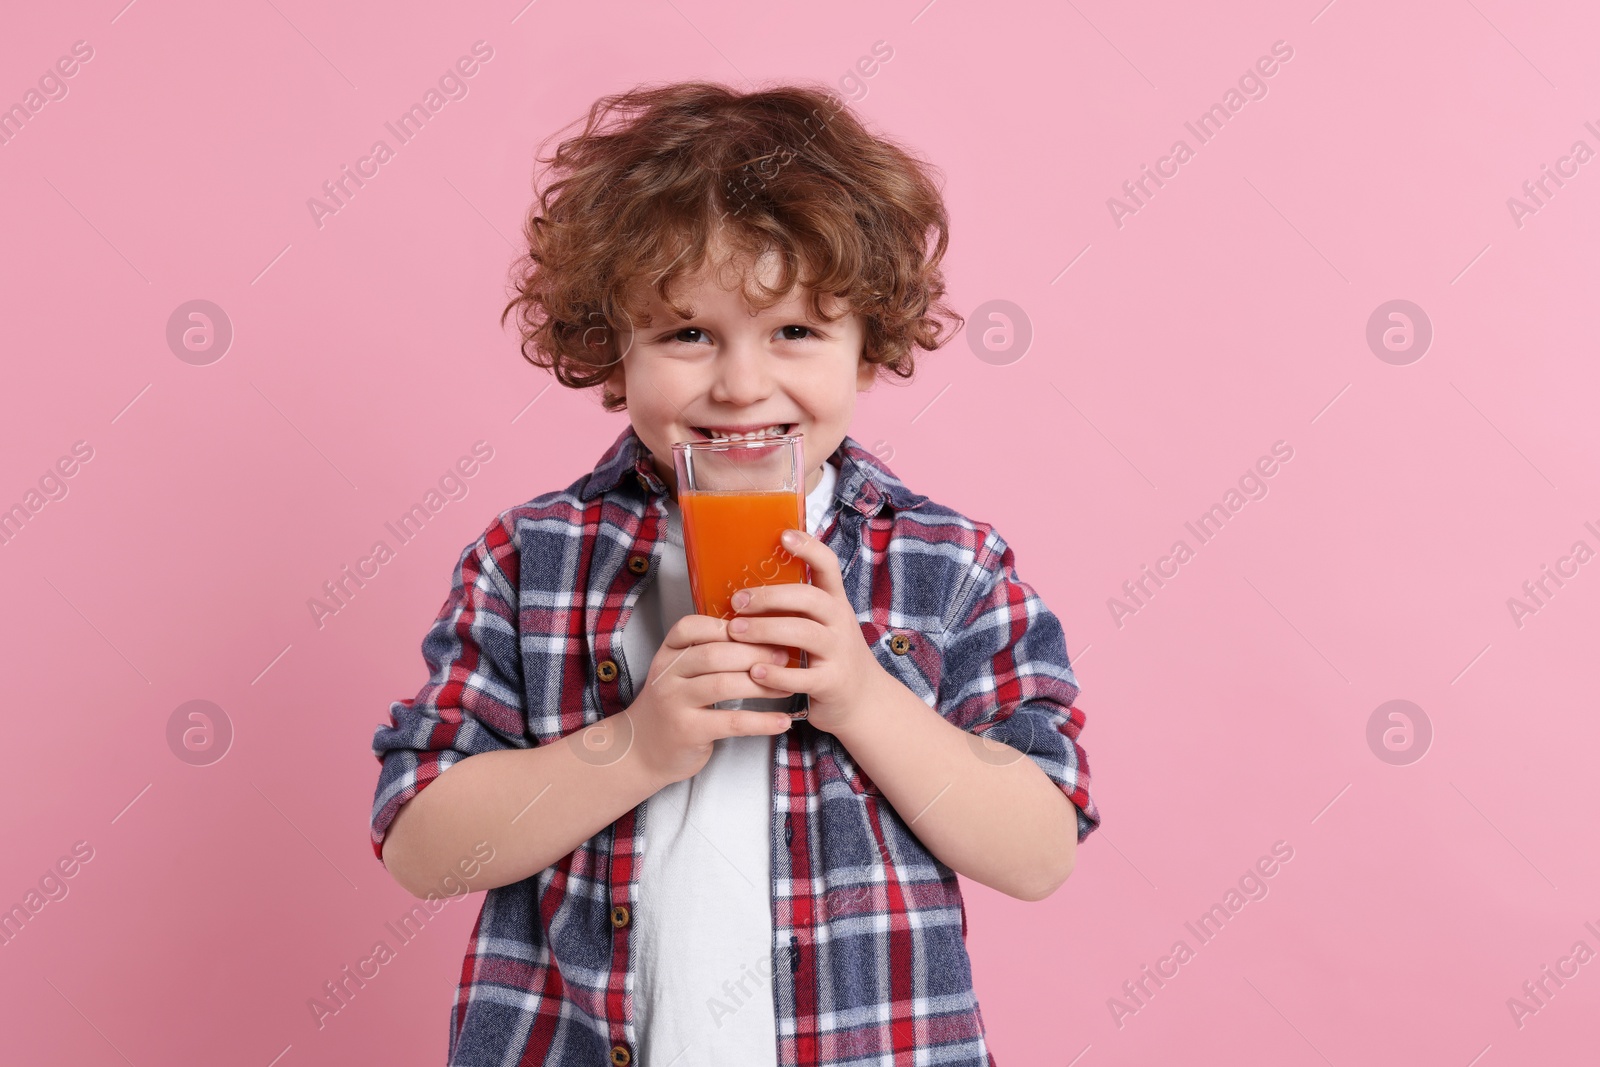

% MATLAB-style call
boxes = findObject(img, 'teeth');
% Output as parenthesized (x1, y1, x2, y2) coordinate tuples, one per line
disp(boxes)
(700, 424, 788, 441)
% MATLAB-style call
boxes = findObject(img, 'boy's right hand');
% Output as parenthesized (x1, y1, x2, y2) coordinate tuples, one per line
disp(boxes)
(627, 613, 797, 787)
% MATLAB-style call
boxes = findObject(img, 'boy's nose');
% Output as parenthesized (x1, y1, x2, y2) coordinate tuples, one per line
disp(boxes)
(709, 348, 772, 405)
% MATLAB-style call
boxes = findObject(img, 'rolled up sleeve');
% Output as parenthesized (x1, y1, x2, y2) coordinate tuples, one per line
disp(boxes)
(941, 529, 1100, 843)
(369, 519, 529, 861)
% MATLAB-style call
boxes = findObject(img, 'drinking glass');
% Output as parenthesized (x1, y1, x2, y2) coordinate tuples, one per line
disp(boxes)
(672, 432, 811, 713)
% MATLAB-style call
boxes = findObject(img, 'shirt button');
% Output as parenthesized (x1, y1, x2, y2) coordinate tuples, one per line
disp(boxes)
(889, 633, 912, 655)
(597, 660, 619, 683)
(627, 554, 650, 575)
(610, 904, 631, 928)
(783, 814, 794, 847)
(610, 1044, 632, 1066)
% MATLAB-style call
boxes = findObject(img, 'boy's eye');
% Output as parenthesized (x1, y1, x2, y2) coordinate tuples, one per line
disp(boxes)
(665, 325, 816, 344)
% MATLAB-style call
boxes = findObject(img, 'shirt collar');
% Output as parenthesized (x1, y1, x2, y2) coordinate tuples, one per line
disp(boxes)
(579, 422, 927, 518)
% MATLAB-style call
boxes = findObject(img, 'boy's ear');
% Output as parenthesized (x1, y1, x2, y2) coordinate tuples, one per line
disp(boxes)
(856, 357, 877, 392)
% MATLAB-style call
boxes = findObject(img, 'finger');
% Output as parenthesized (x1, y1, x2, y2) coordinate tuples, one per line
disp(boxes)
(724, 709, 796, 736)
(726, 614, 827, 652)
(663, 612, 740, 649)
(690, 669, 795, 708)
(662, 640, 791, 681)
(746, 661, 803, 692)
(649, 619, 734, 688)
(777, 528, 845, 598)
(730, 581, 834, 622)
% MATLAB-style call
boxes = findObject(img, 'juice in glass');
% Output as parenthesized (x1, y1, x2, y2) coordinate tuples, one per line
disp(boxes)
(672, 432, 810, 684)
(679, 488, 807, 668)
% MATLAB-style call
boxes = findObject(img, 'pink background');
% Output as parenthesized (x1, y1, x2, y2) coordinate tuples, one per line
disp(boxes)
(3, 0, 1597, 1063)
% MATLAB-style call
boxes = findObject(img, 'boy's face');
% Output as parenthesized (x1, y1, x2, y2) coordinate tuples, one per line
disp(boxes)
(607, 246, 877, 501)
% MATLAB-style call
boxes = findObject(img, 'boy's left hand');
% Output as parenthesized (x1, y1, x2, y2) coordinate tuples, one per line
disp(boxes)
(725, 527, 884, 734)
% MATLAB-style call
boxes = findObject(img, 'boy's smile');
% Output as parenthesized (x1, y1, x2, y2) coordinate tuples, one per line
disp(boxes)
(605, 240, 877, 501)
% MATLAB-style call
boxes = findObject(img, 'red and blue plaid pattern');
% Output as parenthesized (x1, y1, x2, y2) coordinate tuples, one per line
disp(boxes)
(370, 422, 1099, 1065)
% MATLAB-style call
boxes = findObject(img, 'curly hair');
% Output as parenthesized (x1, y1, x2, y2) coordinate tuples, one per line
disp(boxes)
(500, 81, 963, 413)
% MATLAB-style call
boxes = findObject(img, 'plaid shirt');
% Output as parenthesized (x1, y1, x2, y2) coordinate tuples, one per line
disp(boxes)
(370, 423, 1099, 1066)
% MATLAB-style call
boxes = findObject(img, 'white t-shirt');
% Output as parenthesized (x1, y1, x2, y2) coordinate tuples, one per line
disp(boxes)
(626, 459, 839, 1067)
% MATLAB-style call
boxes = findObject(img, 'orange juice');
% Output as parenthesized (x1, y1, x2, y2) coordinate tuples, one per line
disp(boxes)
(680, 488, 808, 668)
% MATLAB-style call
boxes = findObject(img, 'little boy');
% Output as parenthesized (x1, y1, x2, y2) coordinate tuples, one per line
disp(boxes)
(370, 81, 1098, 1067)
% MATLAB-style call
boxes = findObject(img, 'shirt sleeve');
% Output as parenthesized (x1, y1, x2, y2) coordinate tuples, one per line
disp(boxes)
(369, 518, 530, 861)
(940, 527, 1100, 843)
